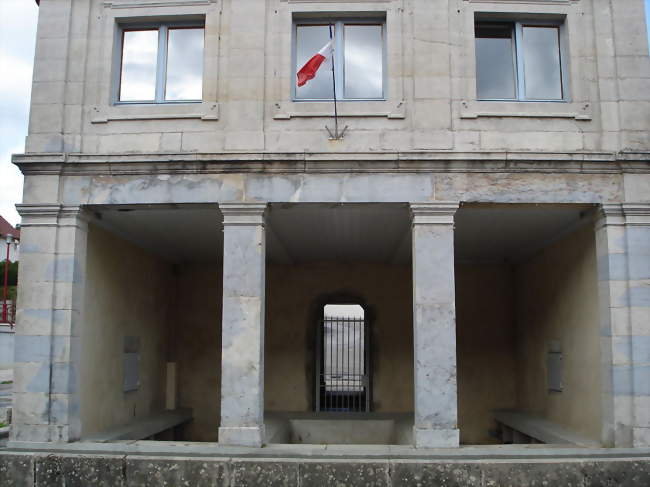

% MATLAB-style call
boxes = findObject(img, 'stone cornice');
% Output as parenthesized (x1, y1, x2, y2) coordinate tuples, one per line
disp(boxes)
(11, 151, 650, 176)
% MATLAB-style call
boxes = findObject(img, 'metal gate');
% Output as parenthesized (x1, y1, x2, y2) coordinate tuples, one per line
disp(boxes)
(316, 315, 370, 412)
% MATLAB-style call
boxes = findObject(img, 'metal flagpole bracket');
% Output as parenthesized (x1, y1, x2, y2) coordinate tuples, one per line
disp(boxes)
(326, 124, 348, 140)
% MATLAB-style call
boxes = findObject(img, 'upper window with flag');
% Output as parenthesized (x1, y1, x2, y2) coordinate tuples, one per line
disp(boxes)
(293, 18, 386, 101)
(115, 21, 204, 104)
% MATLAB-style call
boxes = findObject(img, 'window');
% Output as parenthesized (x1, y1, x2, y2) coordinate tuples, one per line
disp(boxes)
(116, 22, 204, 103)
(475, 20, 566, 101)
(293, 19, 385, 101)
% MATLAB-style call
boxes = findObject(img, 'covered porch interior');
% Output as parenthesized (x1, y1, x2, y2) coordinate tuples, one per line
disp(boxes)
(78, 202, 603, 447)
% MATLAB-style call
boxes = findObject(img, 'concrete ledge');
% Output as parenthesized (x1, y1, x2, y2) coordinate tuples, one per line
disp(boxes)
(494, 409, 600, 448)
(10, 441, 650, 460)
(82, 408, 192, 442)
(1, 451, 650, 486)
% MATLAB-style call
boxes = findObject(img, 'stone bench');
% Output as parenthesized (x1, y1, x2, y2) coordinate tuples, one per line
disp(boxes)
(494, 409, 599, 447)
(83, 408, 192, 442)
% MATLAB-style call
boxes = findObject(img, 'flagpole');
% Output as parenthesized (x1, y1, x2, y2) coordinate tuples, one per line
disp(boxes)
(324, 25, 347, 139)
(325, 24, 347, 140)
(328, 23, 339, 139)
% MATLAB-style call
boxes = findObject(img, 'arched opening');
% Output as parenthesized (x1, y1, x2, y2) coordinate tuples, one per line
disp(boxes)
(316, 303, 369, 412)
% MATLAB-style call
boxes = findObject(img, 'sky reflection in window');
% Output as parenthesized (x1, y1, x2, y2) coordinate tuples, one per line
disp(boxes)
(344, 24, 383, 99)
(119, 29, 158, 101)
(165, 28, 204, 101)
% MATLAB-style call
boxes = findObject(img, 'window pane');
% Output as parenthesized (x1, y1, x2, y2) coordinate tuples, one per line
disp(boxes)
(344, 24, 383, 99)
(522, 26, 563, 100)
(296, 25, 333, 99)
(120, 30, 158, 101)
(475, 24, 516, 100)
(165, 27, 204, 101)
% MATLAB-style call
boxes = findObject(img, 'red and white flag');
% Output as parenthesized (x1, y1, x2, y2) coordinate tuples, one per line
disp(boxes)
(296, 40, 333, 87)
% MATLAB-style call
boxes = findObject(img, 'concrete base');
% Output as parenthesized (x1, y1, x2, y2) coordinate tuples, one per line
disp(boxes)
(2, 447, 650, 486)
(265, 412, 414, 445)
(414, 427, 460, 448)
(218, 426, 265, 447)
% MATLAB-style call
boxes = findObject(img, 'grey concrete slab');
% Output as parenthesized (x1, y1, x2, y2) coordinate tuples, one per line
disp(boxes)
(391, 461, 482, 487)
(0, 453, 34, 487)
(231, 459, 299, 486)
(301, 461, 390, 487)
(34, 453, 125, 487)
(126, 456, 227, 487)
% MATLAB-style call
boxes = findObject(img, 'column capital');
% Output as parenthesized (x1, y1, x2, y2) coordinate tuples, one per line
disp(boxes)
(220, 203, 267, 226)
(595, 203, 625, 229)
(622, 203, 650, 226)
(595, 203, 650, 229)
(16, 204, 90, 228)
(410, 202, 459, 225)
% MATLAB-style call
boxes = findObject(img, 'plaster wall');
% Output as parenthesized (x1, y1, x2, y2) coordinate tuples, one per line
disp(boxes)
(79, 225, 172, 437)
(456, 264, 517, 445)
(514, 224, 602, 442)
(172, 265, 222, 442)
(264, 262, 414, 414)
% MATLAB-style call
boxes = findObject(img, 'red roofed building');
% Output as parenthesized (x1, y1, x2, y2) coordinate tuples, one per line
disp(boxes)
(0, 216, 20, 263)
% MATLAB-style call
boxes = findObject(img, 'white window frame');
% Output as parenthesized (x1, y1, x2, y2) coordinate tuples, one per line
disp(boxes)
(474, 19, 569, 103)
(291, 18, 387, 102)
(113, 21, 205, 105)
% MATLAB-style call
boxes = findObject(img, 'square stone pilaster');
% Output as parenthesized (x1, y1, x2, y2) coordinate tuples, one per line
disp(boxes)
(595, 203, 650, 448)
(622, 204, 650, 447)
(218, 203, 267, 447)
(410, 202, 460, 448)
(10, 205, 88, 443)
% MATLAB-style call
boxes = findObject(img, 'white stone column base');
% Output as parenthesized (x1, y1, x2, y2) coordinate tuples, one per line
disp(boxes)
(218, 425, 265, 447)
(413, 427, 460, 448)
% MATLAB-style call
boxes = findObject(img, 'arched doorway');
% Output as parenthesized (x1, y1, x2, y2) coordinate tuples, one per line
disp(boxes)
(315, 303, 370, 412)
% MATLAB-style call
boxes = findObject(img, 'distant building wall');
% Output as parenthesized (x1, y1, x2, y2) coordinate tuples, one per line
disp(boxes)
(0, 324, 14, 370)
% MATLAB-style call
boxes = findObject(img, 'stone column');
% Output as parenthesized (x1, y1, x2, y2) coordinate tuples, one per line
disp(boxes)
(218, 203, 267, 447)
(11, 205, 88, 443)
(410, 202, 460, 448)
(595, 203, 650, 447)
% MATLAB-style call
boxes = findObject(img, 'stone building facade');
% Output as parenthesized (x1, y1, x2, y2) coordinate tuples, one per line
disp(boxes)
(9, 0, 650, 452)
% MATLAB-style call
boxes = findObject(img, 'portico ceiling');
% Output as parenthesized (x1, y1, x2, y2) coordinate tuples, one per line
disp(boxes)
(88, 202, 596, 265)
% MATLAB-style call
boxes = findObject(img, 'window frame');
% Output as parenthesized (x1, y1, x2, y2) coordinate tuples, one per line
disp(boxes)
(113, 20, 205, 105)
(291, 18, 387, 102)
(474, 19, 569, 103)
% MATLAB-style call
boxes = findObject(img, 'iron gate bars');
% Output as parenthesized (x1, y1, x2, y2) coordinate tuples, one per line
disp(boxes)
(316, 315, 370, 412)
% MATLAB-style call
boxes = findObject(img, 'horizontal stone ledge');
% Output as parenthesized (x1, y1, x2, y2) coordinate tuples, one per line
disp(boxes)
(11, 152, 649, 177)
(5, 442, 650, 460)
(14, 150, 628, 165)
